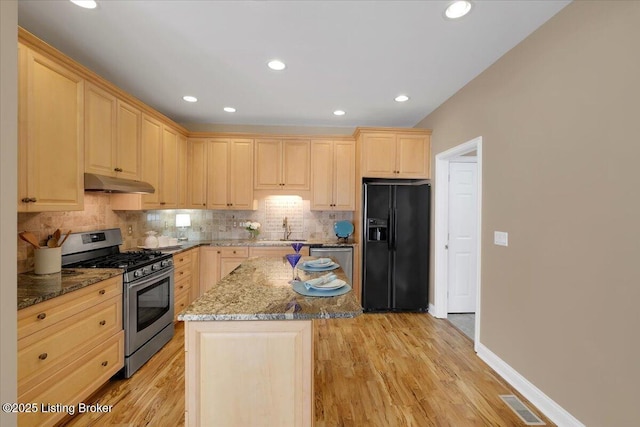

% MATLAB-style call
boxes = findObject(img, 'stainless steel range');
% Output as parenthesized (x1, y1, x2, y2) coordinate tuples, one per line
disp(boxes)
(61, 228, 174, 378)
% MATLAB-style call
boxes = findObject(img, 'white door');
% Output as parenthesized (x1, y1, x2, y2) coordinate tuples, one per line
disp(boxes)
(447, 161, 478, 313)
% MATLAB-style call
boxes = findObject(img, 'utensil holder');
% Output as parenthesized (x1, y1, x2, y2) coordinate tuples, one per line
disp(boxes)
(34, 247, 62, 275)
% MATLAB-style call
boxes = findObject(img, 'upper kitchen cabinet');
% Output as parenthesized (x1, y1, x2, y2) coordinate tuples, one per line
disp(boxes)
(207, 139, 255, 210)
(140, 114, 163, 208)
(356, 128, 432, 179)
(254, 138, 310, 190)
(311, 139, 355, 211)
(160, 125, 179, 208)
(18, 43, 84, 212)
(186, 138, 208, 208)
(177, 133, 188, 208)
(85, 84, 141, 180)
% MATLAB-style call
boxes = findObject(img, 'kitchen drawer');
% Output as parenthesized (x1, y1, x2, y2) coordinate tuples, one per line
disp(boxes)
(19, 330, 124, 427)
(175, 261, 192, 283)
(175, 276, 191, 295)
(18, 275, 122, 340)
(174, 287, 191, 322)
(216, 246, 249, 258)
(18, 295, 122, 394)
(173, 249, 194, 269)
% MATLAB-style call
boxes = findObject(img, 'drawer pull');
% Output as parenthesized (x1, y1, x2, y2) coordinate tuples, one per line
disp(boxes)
(38, 353, 48, 360)
(99, 289, 106, 295)
(101, 361, 108, 367)
(179, 271, 184, 275)
(37, 313, 46, 320)
(179, 285, 184, 289)
(99, 320, 106, 326)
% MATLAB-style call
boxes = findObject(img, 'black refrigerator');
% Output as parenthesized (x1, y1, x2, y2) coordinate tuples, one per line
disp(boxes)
(362, 179, 430, 312)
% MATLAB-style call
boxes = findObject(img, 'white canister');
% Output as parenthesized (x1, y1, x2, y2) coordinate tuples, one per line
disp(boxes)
(34, 247, 62, 275)
(168, 237, 179, 246)
(144, 231, 159, 248)
(158, 235, 170, 247)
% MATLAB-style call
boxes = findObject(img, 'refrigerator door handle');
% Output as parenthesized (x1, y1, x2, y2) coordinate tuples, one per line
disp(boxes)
(387, 209, 393, 251)
(393, 208, 398, 250)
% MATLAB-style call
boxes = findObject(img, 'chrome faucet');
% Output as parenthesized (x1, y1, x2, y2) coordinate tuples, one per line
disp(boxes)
(283, 217, 292, 240)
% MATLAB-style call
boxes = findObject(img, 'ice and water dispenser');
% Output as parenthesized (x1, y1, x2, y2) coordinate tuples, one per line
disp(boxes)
(367, 218, 388, 242)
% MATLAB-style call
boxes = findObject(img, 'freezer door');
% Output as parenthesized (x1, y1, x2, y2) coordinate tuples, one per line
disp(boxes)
(393, 184, 430, 310)
(363, 183, 392, 310)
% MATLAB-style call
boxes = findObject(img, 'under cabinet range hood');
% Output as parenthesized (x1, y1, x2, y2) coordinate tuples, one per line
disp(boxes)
(84, 173, 155, 194)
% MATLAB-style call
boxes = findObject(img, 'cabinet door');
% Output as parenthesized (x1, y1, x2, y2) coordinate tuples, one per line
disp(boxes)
(361, 133, 397, 178)
(333, 140, 356, 210)
(161, 126, 179, 208)
(310, 140, 334, 210)
(397, 133, 430, 178)
(199, 247, 220, 294)
(254, 139, 282, 189)
(141, 114, 162, 209)
(282, 139, 310, 189)
(190, 249, 200, 302)
(19, 47, 84, 212)
(84, 83, 116, 177)
(177, 133, 188, 208)
(116, 100, 141, 180)
(187, 138, 208, 208)
(207, 139, 230, 209)
(229, 139, 254, 209)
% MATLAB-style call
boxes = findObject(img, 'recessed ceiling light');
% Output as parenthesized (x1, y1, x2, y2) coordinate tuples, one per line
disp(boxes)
(395, 95, 410, 102)
(445, 1, 472, 19)
(333, 110, 346, 116)
(267, 60, 286, 71)
(182, 95, 198, 103)
(70, 0, 97, 9)
(223, 107, 236, 113)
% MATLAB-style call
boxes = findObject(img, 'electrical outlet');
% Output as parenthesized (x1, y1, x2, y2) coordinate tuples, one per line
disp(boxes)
(127, 225, 133, 235)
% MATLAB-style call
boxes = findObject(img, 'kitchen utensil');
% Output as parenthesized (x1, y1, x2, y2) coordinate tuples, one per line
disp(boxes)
(58, 230, 72, 247)
(53, 229, 61, 242)
(19, 231, 41, 249)
(47, 236, 58, 248)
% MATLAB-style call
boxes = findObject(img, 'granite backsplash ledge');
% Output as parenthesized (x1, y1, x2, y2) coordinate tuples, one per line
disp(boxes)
(17, 194, 353, 273)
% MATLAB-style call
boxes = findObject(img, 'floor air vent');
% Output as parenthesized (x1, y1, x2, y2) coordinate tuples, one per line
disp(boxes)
(500, 395, 546, 425)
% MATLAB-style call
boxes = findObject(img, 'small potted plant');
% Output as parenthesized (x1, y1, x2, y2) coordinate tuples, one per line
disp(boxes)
(242, 221, 261, 240)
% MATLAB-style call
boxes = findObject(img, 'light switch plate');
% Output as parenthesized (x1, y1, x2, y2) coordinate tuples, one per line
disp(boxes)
(494, 231, 508, 246)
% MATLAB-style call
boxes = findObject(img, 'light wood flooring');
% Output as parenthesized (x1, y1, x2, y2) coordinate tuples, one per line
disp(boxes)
(60, 313, 554, 426)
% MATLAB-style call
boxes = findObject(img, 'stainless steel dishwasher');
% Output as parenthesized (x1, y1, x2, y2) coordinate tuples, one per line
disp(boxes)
(309, 246, 353, 285)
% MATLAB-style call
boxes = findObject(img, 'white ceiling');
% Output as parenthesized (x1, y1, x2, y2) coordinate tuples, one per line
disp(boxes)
(17, 0, 570, 129)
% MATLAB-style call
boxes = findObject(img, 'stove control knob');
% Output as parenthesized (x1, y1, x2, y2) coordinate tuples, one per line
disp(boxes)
(134, 270, 142, 278)
(161, 260, 170, 267)
(151, 264, 159, 271)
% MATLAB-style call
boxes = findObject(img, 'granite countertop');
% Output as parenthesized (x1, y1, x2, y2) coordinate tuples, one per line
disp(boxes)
(178, 257, 362, 321)
(161, 239, 357, 255)
(17, 268, 123, 310)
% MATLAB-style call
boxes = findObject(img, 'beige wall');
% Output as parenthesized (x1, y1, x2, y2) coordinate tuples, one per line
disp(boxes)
(1, 1, 18, 426)
(417, 1, 640, 425)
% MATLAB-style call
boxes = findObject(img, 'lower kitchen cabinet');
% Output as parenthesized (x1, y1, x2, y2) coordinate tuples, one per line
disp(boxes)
(173, 248, 199, 320)
(17, 276, 124, 427)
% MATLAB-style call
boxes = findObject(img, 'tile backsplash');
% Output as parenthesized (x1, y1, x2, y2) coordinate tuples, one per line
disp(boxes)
(17, 194, 353, 273)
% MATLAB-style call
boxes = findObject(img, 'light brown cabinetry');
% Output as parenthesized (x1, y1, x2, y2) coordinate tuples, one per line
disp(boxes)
(311, 139, 355, 210)
(357, 129, 431, 178)
(18, 43, 84, 212)
(254, 138, 310, 190)
(177, 133, 188, 208)
(85, 83, 141, 180)
(184, 320, 313, 427)
(140, 114, 163, 208)
(174, 248, 198, 321)
(219, 246, 249, 279)
(187, 138, 208, 208)
(160, 125, 179, 208)
(18, 276, 124, 427)
(199, 246, 220, 295)
(208, 139, 254, 209)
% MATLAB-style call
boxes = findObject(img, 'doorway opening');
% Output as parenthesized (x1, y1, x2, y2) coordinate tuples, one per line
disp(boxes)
(433, 137, 482, 351)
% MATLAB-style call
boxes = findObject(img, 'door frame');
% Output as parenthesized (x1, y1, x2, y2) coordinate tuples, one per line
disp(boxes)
(432, 136, 482, 349)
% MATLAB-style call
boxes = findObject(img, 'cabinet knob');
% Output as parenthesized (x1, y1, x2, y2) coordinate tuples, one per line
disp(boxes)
(99, 320, 106, 326)
(160, 202, 166, 205)
(114, 167, 123, 172)
(99, 289, 106, 295)
(101, 361, 109, 367)
(38, 353, 48, 360)
(37, 313, 46, 320)
(21, 197, 37, 203)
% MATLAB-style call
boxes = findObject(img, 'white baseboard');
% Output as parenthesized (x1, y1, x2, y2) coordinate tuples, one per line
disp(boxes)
(428, 303, 437, 316)
(476, 343, 584, 427)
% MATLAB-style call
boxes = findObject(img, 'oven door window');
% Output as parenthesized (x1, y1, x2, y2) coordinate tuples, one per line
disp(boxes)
(136, 277, 170, 332)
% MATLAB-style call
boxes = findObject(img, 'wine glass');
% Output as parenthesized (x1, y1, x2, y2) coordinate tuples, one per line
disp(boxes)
(285, 253, 302, 283)
(291, 242, 304, 254)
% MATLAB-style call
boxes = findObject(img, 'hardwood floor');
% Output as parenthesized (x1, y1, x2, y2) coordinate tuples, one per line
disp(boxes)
(60, 314, 554, 426)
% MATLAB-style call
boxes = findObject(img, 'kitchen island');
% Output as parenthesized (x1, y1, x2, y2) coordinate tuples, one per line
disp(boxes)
(178, 256, 362, 427)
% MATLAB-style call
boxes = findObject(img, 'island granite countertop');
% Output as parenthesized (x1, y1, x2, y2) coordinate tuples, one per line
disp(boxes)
(18, 268, 123, 310)
(178, 256, 362, 321)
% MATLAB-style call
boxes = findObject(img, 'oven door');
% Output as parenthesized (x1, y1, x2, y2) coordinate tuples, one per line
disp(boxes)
(124, 268, 174, 356)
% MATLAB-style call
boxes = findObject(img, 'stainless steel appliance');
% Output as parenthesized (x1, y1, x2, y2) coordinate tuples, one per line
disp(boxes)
(61, 228, 174, 378)
(362, 179, 430, 312)
(309, 246, 353, 285)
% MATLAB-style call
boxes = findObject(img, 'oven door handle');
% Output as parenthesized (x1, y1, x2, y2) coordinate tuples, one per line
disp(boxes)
(127, 268, 174, 291)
